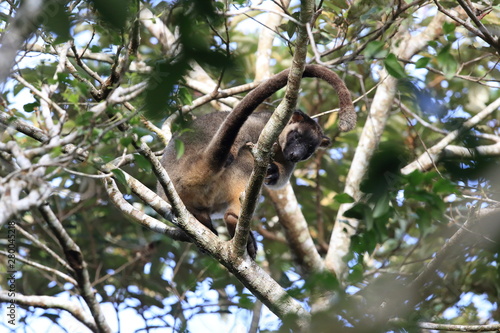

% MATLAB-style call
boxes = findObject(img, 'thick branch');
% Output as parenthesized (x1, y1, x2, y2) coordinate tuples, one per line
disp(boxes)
(326, 13, 447, 280)
(234, 0, 317, 260)
(136, 139, 310, 330)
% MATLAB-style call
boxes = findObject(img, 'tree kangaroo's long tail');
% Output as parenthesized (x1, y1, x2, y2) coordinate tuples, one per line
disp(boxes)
(205, 64, 356, 170)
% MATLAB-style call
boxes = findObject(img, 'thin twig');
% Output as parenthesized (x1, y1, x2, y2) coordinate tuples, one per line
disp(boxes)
(0, 250, 77, 285)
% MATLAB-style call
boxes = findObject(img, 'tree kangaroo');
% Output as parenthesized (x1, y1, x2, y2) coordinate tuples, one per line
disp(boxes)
(158, 64, 356, 258)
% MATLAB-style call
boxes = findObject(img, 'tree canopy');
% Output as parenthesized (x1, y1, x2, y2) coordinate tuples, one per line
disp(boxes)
(0, 0, 499, 332)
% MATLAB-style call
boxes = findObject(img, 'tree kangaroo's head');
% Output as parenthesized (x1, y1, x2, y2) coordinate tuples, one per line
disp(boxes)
(279, 110, 331, 163)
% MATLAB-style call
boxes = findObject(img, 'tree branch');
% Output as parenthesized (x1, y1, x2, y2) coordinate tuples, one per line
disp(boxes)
(0, 250, 77, 285)
(0, 291, 98, 333)
(102, 175, 188, 240)
(139, 6, 239, 108)
(267, 185, 325, 273)
(38, 204, 112, 333)
(409, 207, 500, 291)
(134, 138, 310, 330)
(0, 141, 52, 227)
(416, 321, 500, 332)
(15, 224, 75, 274)
(0, 0, 43, 84)
(401, 96, 500, 174)
(234, 0, 316, 260)
(455, 0, 500, 54)
(325, 13, 447, 280)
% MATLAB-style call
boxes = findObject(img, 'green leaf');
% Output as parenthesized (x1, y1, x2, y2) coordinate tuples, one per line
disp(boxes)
(50, 146, 62, 158)
(415, 57, 430, 68)
(13, 82, 24, 97)
(284, 11, 300, 39)
(344, 203, 373, 230)
(406, 189, 435, 202)
(75, 112, 93, 126)
(437, 44, 457, 78)
(373, 193, 390, 219)
(443, 21, 455, 34)
(383, 53, 407, 79)
(133, 154, 152, 172)
(178, 87, 193, 105)
(329, 0, 349, 10)
(433, 178, 457, 194)
(23, 101, 40, 112)
(89, 0, 133, 30)
(111, 169, 127, 186)
(40, 1, 71, 43)
(348, 262, 364, 284)
(57, 72, 71, 84)
(120, 137, 133, 147)
(144, 59, 190, 119)
(286, 17, 298, 39)
(238, 294, 254, 310)
(406, 170, 424, 187)
(334, 193, 355, 204)
(175, 140, 185, 160)
(416, 207, 432, 235)
(363, 41, 386, 59)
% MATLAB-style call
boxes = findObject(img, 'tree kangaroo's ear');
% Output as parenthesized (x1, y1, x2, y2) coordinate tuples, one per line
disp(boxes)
(320, 135, 331, 148)
(290, 111, 305, 123)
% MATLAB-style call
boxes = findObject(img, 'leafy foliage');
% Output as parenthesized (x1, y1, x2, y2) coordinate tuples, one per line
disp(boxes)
(1, 0, 500, 332)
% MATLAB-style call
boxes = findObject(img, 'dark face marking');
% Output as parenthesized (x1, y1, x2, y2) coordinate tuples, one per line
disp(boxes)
(281, 110, 331, 163)
(282, 128, 321, 162)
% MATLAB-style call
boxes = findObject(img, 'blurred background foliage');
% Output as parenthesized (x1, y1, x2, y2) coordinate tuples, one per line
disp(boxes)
(0, 0, 499, 332)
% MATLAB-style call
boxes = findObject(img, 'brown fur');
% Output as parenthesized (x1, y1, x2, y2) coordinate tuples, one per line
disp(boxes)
(158, 65, 356, 258)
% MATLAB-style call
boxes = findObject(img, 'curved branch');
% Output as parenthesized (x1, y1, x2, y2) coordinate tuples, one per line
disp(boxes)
(102, 176, 189, 241)
(135, 139, 310, 330)
(0, 291, 97, 333)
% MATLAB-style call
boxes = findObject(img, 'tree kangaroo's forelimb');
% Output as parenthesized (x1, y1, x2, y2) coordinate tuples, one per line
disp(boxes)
(205, 64, 356, 170)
